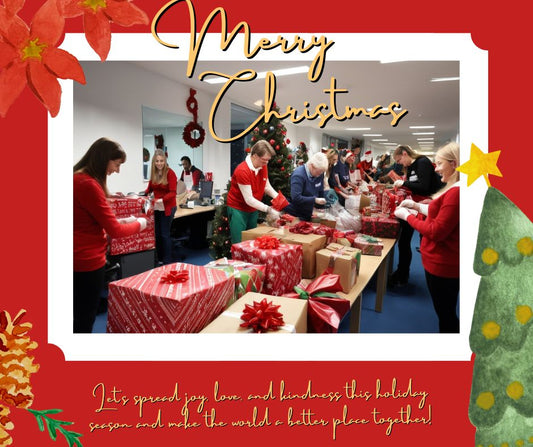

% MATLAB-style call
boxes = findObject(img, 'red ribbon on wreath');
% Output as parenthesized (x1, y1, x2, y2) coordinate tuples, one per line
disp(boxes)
(240, 298, 285, 333)
(183, 89, 206, 148)
(160, 270, 190, 284)
(254, 235, 281, 249)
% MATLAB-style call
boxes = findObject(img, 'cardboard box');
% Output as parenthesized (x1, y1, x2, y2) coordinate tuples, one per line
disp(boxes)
(200, 292, 308, 333)
(315, 243, 361, 293)
(241, 225, 287, 241)
(279, 232, 326, 279)
(106, 263, 234, 333)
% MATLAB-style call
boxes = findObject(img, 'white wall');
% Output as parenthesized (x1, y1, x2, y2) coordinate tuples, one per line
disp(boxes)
(73, 61, 231, 194)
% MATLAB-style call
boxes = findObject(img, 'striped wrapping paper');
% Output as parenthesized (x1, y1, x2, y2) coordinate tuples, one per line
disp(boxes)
(106, 263, 234, 333)
(231, 240, 303, 297)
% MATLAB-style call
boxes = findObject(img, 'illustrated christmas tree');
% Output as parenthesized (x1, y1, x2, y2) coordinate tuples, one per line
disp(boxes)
(249, 103, 294, 202)
(458, 145, 533, 446)
(209, 179, 232, 260)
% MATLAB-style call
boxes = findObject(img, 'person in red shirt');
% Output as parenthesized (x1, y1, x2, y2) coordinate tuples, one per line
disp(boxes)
(394, 142, 460, 332)
(145, 149, 177, 265)
(226, 141, 282, 243)
(74, 138, 147, 333)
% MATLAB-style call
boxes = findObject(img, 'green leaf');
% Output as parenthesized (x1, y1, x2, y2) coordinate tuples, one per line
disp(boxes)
(27, 408, 84, 446)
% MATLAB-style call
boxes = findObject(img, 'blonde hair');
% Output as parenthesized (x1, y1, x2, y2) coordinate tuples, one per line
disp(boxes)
(432, 142, 460, 199)
(150, 149, 170, 185)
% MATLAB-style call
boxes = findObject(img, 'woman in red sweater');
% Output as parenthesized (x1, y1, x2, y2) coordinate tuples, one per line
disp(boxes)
(394, 143, 460, 333)
(145, 149, 177, 265)
(74, 138, 147, 333)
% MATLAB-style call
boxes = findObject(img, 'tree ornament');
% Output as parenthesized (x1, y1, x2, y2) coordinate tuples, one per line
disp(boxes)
(275, 145, 280, 151)
(286, 138, 290, 144)
(263, 129, 268, 135)
(269, 139, 275, 145)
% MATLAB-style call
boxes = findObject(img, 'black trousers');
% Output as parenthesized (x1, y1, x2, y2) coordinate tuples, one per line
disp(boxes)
(424, 270, 459, 333)
(396, 219, 415, 278)
(74, 267, 105, 333)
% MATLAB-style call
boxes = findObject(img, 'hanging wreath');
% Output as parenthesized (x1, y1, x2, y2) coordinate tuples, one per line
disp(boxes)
(183, 121, 205, 148)
(183, 88, 205, 148)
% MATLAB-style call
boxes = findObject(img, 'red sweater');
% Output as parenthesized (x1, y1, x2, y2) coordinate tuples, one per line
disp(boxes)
(226, 159, 268, 213)
(407, 185, 459, 278)
(145, 169, 177, 216)
(74, 173, 141, 272)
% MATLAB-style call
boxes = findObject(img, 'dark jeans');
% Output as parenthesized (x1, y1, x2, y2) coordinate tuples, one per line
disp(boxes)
(424, 270, 460, 333)
(74, 267, 105, 333)
(396, 219, 415, 279)
(154, 207, 176, 264)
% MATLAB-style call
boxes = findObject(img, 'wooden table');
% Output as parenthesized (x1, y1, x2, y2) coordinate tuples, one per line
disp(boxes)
(174, 204, 215, 218)
(300, 238, 396, 333)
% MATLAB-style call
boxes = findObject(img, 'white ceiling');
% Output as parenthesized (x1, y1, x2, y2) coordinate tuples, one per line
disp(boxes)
(134, 60, 459, 154)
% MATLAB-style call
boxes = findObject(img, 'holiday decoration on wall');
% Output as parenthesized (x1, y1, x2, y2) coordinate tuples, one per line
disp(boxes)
(248, 103, 294, 201)
(182, 88, 205, 148)
(461, 144, 533, 446)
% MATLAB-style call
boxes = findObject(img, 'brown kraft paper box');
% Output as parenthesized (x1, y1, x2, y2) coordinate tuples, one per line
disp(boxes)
(315, 243, 362, 293)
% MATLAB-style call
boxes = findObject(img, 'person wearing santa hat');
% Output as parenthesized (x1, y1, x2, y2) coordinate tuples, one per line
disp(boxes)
(357, 150, 374, 182)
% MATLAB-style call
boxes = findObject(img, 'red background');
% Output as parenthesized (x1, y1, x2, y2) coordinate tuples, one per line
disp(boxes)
(1, 0, 529, 445)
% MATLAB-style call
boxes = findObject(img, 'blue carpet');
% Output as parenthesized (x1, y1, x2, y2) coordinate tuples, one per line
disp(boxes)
(93, 234, 444, 334)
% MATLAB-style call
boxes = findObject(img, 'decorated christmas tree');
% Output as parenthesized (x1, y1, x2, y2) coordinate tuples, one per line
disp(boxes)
(248, 103, 294, 201)
(209, 180, 232, 260)
(460, 145, 533, 446)
(295, 141, 309, 166)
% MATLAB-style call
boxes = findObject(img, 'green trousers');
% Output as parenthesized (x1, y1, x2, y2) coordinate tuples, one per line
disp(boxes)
(227, 206, 258, 243)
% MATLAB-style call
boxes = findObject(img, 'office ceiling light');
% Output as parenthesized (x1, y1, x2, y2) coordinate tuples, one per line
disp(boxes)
(417, 137, 434, 141)
(363, 134, 383, 137)
(346, 128, 371, 131)
(431, 77, 459, 82)
(372, 139, 388, 142)
(204, 65, 310, 84)
(412, 132, 435, 135)
(410, 125, 435, 129)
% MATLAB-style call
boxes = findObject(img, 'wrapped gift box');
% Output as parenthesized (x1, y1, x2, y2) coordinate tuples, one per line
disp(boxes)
(108, 195, 155, 255)
(231, 239, 303, 296)
(106, 263, 234, 333)
(315, 243, 361, 293)
(347, 233, 384, 256)
(281, 232, 326, 279)
(204, 259, 266, 306)
(381, 189, 410, 216)
(200, 292, 307, 333)
(361, 214, 400, 239)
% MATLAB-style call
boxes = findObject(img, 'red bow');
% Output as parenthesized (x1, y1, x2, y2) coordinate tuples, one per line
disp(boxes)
(254, 235, 281, 249)
(289, 221, 315, 234)
(160, 270, 189, 283)
(240, 298, 285, 333)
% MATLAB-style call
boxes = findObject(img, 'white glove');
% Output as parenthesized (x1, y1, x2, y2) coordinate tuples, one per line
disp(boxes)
(118, 215, 137, 224)
(394, 207, 414, 221)
(399, 199, 417, 210)
(266, 206, 281, 220)
(137, 217, 147, 231)
(394, 180, 404, 188)
(315, 197, 327, 205)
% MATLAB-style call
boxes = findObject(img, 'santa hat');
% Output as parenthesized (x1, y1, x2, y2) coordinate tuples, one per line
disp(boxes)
(344, 150, 355, 159)
(363, 150, 372, 162)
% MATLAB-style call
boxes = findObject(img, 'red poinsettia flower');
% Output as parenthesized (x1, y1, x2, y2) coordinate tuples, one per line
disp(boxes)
(0, 0, 85, 117)
(58, 0, 148, 61)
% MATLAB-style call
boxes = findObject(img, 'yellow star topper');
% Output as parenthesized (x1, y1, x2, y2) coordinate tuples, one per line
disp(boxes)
(456, 143, 502, 187)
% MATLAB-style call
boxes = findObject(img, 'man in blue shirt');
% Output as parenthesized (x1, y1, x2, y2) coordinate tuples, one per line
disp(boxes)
(284, 152, 328, 221)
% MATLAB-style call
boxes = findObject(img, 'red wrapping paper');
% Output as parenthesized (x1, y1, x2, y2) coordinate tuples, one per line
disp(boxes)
(231, 240, 303, 296)
(106, 263, 234, 333)
(347, 233, 384, 256)
(381, 188, 411, 216)
(361, 214, 401, 239)
(271, 191, 290, 211)
(284, 274, 350, 333)
(107, 196, 155, 255)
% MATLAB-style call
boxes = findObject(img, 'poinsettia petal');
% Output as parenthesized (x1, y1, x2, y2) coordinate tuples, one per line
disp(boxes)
(30, 0, 64, 46)
(0, 60, 27, 117)
(104, 0, 149, 26)
(27, 60, 61, 117)
(43, 47, 86, 84)
(0, 10, 29, 48)
(83, 11, 111, 61)
(0, 41, 18, 69)
(3, 0, 25, 15)
(57, 0, 84, 18)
